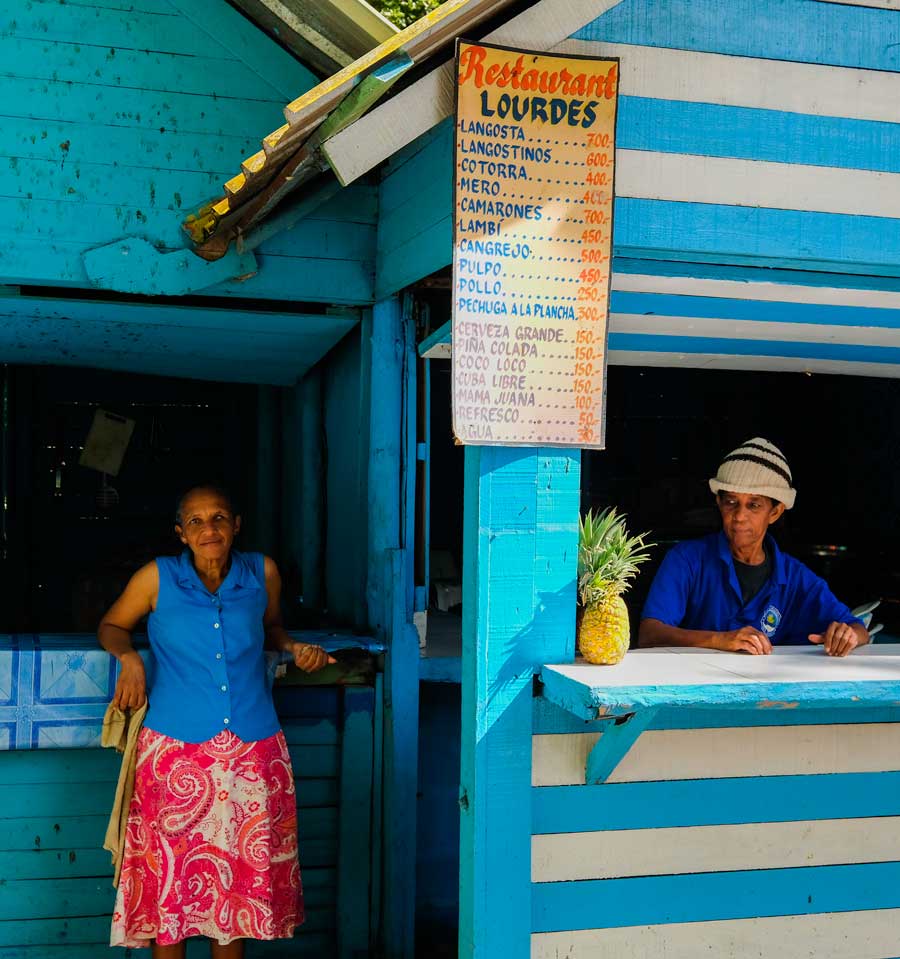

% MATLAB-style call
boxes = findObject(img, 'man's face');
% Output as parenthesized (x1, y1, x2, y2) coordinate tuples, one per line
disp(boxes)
(717, 490, 785, 552)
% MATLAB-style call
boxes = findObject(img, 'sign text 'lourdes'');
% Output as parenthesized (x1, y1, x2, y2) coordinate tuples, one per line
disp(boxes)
(452, 41, 619, 448)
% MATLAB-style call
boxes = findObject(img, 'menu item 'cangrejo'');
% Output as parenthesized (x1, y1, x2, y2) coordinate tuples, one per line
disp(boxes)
(452, 41, 619, 448)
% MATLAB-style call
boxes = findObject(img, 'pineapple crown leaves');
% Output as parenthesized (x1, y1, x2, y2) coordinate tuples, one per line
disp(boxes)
(577, 507, 655, 607)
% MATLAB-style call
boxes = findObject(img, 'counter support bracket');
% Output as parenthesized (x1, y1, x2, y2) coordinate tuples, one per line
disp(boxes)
(586, 706, 659, 784)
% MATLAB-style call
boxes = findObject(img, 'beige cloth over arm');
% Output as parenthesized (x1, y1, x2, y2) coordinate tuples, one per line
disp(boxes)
(101, 700, 147, 887)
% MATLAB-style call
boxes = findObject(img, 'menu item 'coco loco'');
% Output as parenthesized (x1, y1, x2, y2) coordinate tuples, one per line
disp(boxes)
(452, 41, 619, 448)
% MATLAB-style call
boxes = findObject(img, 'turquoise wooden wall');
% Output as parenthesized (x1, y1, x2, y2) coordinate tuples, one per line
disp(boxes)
(0, 686, 374, 958)
(0, 0, 376, 305)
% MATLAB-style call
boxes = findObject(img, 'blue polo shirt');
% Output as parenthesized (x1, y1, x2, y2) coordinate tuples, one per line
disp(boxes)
(642, 532, 861, 645)
(145, 549, 281, 743)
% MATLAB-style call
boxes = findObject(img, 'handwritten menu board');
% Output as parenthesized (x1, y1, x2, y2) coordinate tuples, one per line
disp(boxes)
(452, 41, 619, 448)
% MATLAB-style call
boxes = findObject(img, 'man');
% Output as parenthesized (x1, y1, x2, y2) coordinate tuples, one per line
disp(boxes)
(638, 438, 868, 657)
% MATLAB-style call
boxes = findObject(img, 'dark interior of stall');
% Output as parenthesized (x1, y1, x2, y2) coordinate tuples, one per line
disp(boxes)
(0, 330, 369, 635)
(426, 359, 900, 643)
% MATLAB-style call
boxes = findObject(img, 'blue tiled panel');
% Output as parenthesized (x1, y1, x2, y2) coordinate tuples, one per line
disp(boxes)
(0, 637, 289, 750)
(35, 649, 117, 705)
(0, 636, 129, 750)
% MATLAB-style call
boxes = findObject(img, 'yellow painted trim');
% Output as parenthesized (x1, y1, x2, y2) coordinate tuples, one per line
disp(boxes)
(283, 0, 488, 119)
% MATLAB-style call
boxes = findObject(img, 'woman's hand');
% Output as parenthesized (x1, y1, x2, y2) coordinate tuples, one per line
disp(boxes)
(716, 626, 773, 655)
(111, 651, 147, 709)
(809, 622, 865, 657)
(292, 642, 336, 673)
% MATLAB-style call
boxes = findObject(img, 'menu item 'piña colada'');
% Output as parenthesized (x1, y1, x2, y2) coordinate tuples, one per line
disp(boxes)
(577, 508, 653, 665)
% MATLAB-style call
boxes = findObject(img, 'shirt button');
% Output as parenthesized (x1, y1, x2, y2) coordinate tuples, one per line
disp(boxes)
(223, 718, 230, 725)
(221, 685, 227, 692)
(213, 623, 220, 629)
(216, 653, 222, 660)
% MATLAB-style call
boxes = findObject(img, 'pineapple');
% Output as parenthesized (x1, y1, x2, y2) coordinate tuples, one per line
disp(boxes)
(577, 508, 654, 665)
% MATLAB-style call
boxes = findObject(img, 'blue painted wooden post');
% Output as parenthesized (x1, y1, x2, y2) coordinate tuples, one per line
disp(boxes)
(338, 686, 376, 959)
(367, 297, 419, 958)
(459, 447, 580, 958)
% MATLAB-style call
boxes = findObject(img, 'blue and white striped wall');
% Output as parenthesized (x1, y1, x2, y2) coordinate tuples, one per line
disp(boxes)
(377, 0, 900, 376)
(530, 700, 900, 958)
(420, 264, 900, 377)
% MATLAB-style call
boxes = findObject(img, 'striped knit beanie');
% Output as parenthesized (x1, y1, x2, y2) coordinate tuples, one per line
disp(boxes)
(708, 437, 796, 509)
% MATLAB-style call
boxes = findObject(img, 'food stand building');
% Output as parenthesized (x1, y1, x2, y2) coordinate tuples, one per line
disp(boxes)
(1, 0, 900, 957)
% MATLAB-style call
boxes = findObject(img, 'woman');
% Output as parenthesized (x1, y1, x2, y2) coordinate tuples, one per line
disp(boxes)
(99, 485, 333, 957)
(638, 438, 868, 656)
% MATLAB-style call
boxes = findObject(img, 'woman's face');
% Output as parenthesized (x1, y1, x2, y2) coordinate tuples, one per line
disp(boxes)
(717, 490, 785, 553)
(176, 490, 240, 563)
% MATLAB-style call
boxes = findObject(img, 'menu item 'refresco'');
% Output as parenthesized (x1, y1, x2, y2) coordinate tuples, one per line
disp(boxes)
(452, 40, 619, 448)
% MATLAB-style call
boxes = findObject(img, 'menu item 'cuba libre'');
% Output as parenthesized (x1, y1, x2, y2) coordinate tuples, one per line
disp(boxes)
(452, 41, 618, 448)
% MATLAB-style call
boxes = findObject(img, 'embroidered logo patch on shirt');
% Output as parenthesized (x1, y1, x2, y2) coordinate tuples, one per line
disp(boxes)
(761, 604, 782, 636)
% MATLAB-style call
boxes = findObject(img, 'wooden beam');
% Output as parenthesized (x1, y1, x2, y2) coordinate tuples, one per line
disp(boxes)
(459, 447, 580, 957)
(367, 297, 419, 958)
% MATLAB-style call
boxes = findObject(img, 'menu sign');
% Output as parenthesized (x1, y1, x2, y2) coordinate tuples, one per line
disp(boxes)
(452, 41, 618, 448)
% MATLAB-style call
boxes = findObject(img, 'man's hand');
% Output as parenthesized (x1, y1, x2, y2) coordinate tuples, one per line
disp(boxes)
(716, 626, 773, 655)
(809, 622, 864, 657)
(111, 651, 147, 709)
(292, 643, 337, 673)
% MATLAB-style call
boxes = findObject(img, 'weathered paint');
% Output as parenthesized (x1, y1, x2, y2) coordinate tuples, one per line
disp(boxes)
(459, 448, 580, 958)
(0, 294, 357, 386)
(0, 0, 377, 302)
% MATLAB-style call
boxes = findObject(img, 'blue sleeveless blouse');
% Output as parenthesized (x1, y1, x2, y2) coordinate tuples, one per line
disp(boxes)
(145, 550, 281, 743)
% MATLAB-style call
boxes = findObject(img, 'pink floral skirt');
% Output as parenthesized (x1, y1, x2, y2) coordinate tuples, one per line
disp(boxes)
(111, 727, 304, 948)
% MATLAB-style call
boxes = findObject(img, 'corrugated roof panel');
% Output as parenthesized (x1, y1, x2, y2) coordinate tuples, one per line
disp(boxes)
(186, 0, 520, 258)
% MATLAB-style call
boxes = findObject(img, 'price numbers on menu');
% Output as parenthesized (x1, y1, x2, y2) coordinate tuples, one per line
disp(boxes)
(573, 130, 613, 445)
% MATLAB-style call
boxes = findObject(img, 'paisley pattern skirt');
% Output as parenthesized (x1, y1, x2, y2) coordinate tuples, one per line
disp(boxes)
(110, 727, 304, 948)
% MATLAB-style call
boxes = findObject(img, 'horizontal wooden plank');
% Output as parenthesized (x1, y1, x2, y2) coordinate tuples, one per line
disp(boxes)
(575, 0, 900, 72)
(609, 331, 900, 366)
(3, 154, 224, 212)
(608, 348, 900, 379)
(215, 254, 375, 306)
(0, 782, 118, 819)
(375, 217, 450, 301)
(532, 862, 900, 934)
(0, 76, 286, 139)
(0, 849, 113, 882)
(298, 838, 337, 870)
(533, 815, 900, 882)
(532, 907, 900, 959)
(280, 719, 340, 747)
(532, 723, 900, 786)
(274, 687, 342, 721)
(27, 0, 176, 14)
(533, 696, 900, 735)
(532, 771, 900, 834)
(615, 197, 900, 275)
(0, 877, 115, 922)
(616, 150, 900, 219)
(0, 36, 284, 101)
(563, 40, 900, 125)
(0, 750, 119, 785)
(288, 745, 340, 779)
(0, 907, 335, 947)
(0, 115, 254, 175)
(615, 96, 900, 174)
(8, 5, 222, 58)
(0, 933, 336, 959)
(0, 816, 107, 852)
(608, 289, 900, 329)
